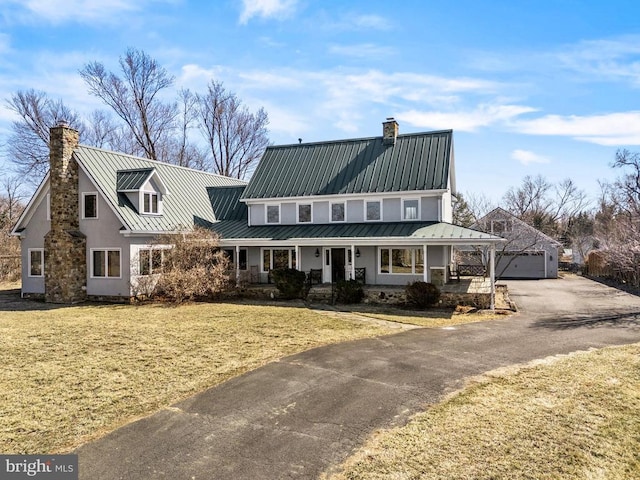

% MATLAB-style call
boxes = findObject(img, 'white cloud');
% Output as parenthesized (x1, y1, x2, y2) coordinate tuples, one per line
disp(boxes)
(329, 43, 394, 58)
(511, 149, 551, 166)
(352, 14, 392, 30)
(555, 35, 640, 85)
(3, 0, 173, 24)
(398, 104, 537, 132)
(512, 112, 640, 145)
(239, 0, 297, 24)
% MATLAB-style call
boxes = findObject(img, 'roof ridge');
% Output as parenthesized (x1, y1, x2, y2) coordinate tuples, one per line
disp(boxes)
(76, 144, 247, 184)
(268, 129, 453, 149)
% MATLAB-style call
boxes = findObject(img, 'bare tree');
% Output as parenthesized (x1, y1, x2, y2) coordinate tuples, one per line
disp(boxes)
(590, 151, 640, 287)
(0, 175, 26, 281)
(5, 89, 83, 180)
(503, 175, 588, 240)
(157, 88, 208, 170)
(196, 80, 269, 179)
(80, 48, 178, 162)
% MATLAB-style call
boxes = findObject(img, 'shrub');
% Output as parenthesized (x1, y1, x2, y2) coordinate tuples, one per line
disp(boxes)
(146, 228, 232, 303)
(271, 268, 309, 300)
(405, 281, 440, 308)
(335, 279, 364, 304)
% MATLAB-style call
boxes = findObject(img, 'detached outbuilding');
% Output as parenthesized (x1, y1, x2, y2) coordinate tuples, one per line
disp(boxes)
(458, 207, 561, 279)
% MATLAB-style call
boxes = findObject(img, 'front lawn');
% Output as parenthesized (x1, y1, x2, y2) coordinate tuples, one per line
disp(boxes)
(329, 343, 640, 479)
(0, 295, 394, 454)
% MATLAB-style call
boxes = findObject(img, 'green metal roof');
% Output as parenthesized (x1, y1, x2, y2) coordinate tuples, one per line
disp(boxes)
(241, 130, 453, 199)
(74, 145, 246, 232)
(116, 168, 154, 191)
(204, 220, 502, 244)
(207, 186, 248, 221)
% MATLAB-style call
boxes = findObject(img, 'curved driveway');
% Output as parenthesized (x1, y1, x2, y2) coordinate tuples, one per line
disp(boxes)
(77, 276, 640, 479)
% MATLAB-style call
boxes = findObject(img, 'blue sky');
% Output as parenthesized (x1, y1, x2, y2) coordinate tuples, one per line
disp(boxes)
(1, 0, 640, 203)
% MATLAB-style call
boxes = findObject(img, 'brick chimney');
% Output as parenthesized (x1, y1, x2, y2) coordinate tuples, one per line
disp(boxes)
(382, 117, 399, 145)
(44, 121, 87, 303)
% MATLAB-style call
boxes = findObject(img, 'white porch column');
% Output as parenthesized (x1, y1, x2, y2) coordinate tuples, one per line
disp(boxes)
(350, 244, 356, 280)
(490, 243, 496, 310)
(423, 244, 428, 282)
(295, 245, 301, 270)
(235, 245, 240, 285)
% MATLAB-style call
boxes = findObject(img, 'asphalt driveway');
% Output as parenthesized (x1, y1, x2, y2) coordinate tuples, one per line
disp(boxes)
(76, 275, 640, 479)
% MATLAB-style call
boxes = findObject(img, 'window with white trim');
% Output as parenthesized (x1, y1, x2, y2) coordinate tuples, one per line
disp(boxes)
(142, 192, 160, 215)
(223, 248, 248, 271)
(82, 192, 98, 219)
(379, 248, 424, 274)
(298, 203, 312, 223)
(331, 202, 345, 222)
(266, 204, 280, 224)
(138, 248, 167, 275)
(92, 249, 121, 278)
(402, 199, 419, 220)
(261, 248, 296, 272)
(28, 249, 44, 277)
(365, 200, 381, 221)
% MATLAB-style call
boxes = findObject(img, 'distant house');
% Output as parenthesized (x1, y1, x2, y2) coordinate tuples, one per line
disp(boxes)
(458, 207, 561, 279)
(12, 119, 504, 303)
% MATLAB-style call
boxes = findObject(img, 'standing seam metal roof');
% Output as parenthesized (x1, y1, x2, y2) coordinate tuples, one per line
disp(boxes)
(73, 145, 246, 232)
(241, 130, 452, 199)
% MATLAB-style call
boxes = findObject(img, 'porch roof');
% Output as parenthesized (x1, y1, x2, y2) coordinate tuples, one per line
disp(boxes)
(201, 219, 504, 246)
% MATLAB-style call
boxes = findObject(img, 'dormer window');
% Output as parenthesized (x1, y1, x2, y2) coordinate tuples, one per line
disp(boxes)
(143, 192, 159, 215)
(117, 168, 168, 217)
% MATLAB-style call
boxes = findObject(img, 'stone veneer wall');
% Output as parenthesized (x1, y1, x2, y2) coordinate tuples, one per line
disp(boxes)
(44, 124, 87, 304)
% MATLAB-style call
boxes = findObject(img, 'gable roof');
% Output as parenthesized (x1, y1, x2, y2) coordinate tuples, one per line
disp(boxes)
(471, 207, 562, 249)
(241, 129, 453, 200)
(75, 146, 245, 233)
(116, 168, 154, 191)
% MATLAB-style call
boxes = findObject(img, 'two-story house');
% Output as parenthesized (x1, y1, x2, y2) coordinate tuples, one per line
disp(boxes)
(12, 119, 504, 303)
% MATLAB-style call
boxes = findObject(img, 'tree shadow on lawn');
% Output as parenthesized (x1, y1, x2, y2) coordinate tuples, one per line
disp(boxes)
(533, 310, 640, 330)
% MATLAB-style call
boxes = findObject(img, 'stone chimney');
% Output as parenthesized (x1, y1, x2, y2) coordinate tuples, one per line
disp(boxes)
(44, 121, 87, 303)
(382, 117, 399, 145)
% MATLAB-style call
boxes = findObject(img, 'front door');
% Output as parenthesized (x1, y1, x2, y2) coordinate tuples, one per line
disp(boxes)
(331, 248, 346, 283)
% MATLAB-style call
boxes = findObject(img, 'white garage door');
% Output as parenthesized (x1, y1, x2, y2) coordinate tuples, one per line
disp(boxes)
(496, 252, 546, 279)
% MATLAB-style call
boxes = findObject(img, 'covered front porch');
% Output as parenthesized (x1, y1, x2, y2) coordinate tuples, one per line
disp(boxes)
(215, 222, 506, 309)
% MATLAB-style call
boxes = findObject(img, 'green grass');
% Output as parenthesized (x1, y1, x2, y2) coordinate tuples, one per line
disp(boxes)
(328, 343, 640, 480)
